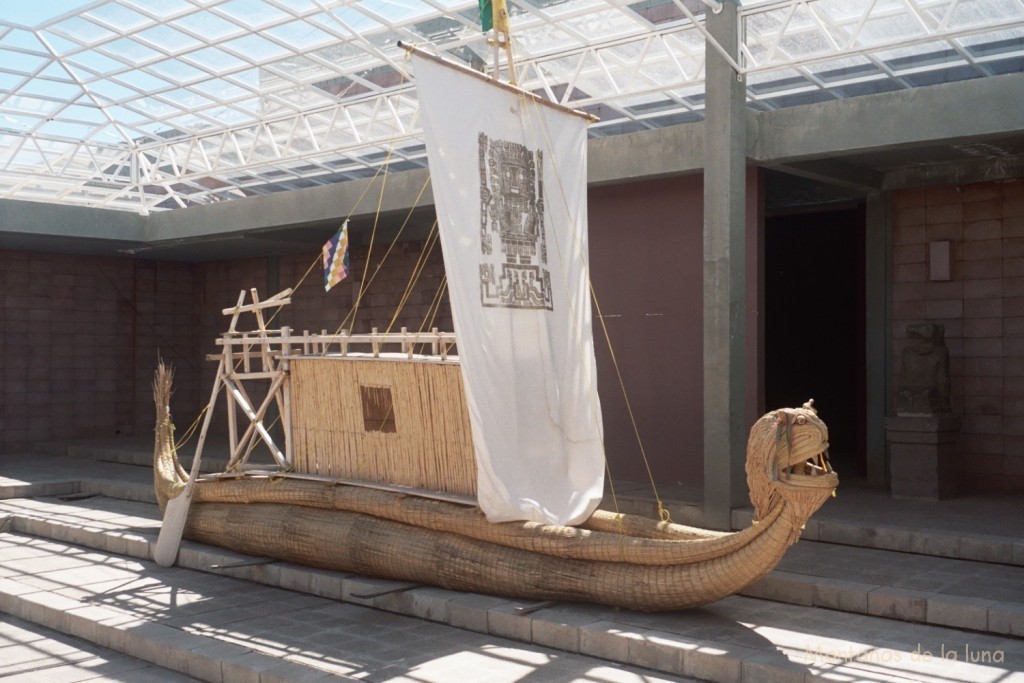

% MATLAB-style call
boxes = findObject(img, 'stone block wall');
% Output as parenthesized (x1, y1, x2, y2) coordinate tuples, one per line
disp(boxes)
(0, 237, 448, 457)
(130, 260, 203, 433)
(0, 251, 200, 454)
(274, 240, 452, 340)
(194, 241, 451, 368)
(891, 179, 1024, 492)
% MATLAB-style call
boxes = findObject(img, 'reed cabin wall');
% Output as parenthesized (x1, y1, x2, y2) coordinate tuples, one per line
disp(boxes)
(289, 356, 475, 495)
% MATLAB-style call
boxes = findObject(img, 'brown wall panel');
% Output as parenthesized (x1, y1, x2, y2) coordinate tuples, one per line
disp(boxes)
(588, 176, 705, 488)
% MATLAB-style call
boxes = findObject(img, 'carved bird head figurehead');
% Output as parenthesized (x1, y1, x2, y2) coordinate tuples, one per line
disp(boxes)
(746, 400, 839, 525)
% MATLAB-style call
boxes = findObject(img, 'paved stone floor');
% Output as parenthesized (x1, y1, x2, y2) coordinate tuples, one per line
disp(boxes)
(0, 615, 200, 682)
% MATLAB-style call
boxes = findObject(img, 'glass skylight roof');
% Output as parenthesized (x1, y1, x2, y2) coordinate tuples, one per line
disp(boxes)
(0, 0, 1021, 213)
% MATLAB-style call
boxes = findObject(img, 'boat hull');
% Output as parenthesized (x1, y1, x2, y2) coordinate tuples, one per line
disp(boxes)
(183, 498, 796, 611)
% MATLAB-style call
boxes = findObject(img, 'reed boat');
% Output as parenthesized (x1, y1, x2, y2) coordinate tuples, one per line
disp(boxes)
(151, 38, 838, 612)
(152, 352, 836, 612)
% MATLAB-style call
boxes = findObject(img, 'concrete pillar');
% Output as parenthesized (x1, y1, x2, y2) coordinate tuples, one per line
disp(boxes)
(864, 192, 891, 487)
(703, 0, 747, 530)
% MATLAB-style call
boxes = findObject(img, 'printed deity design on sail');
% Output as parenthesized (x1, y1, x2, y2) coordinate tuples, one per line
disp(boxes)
(478, 132, 552, 310)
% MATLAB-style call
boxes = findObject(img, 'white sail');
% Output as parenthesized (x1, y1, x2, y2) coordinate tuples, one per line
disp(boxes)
(411, 50, 605, 525)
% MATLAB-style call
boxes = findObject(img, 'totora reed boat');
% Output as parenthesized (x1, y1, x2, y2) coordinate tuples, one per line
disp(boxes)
(154, 364, 836, 612)
(151, 38, 838, 612)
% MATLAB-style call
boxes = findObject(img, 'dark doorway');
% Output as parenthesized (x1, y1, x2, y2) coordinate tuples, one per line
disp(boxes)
(765, 206, 866, 477)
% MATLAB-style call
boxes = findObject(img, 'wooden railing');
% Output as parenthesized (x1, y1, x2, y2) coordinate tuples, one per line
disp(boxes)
(210, 328, 457, 366)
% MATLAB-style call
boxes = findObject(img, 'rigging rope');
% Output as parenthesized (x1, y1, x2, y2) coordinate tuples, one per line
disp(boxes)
(329, 174, 433, 343)
(385, 220, 440, 333)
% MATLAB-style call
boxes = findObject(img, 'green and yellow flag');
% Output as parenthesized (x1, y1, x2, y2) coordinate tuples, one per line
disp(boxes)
(479, 0, 493, 32)
(479, 0, 510, 33)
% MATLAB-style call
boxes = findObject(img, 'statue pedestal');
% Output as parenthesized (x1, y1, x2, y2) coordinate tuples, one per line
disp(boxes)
(885, 416, 960, 499)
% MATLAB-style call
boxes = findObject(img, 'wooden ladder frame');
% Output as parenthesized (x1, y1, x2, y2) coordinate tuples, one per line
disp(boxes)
(200, 287, 295, 473)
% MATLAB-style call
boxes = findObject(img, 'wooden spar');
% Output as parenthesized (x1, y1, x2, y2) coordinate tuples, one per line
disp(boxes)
(153, 287, 248, 566)
(226, 290, 246, 331)
(397, 41, 598, 123)
(212, 330, 458, 358)
(249, 288, 288, 459)
(281, 326, 293, 467)
(223, 290, 245, 460)
(491, 0, 516, 85)
(154, 338, 233, 566)
(222, 287, 293, 316)
(250, 288, 273, 372)
(207, 470, 477, 507)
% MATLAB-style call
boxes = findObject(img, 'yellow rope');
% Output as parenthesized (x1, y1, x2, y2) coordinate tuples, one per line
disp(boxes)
(420, 275, 448, 335)
(172, 121, 406, 451)
(172, 405, 206, 451)
(264, 145, 404, 334)
(591, 284, 671, 523)
(385, 221, 440, 333)
(345, 56, 420, 334)
(349, 158, 391, 328)
(331, 175, 433, 341)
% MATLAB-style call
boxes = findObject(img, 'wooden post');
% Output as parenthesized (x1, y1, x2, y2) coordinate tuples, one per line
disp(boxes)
(153, 354, 228, 567)
(224, 334, 238, 457)
(250, 288, 273, 372)
(281, 326, 293, 467)
(227, 290, 246, 332)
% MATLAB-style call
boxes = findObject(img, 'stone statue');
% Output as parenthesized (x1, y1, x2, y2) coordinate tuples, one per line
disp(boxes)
(897, 323, 951, 416)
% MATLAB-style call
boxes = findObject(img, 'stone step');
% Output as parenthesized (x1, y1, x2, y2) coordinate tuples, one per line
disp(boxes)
(0, 452, 157, 505)
(768, 510, 1024, 568)
(2, 503, 1022, 683)
(0, 614, 200, 682)
(742, 542, 1024, 637)
(9, 489, 1017, 641)
(3, 493, 1024, 679)
(597, 490, 1024, 568)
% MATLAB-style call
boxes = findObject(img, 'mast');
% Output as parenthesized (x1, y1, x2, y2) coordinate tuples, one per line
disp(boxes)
(488, 0, 516, 85)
